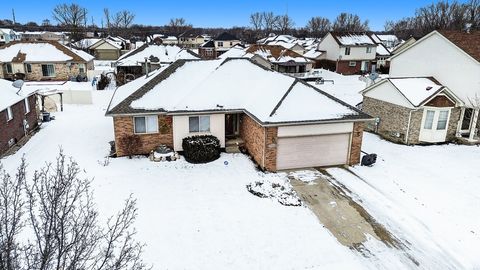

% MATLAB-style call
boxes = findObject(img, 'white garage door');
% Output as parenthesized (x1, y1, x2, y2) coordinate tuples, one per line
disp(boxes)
(276, 133, 350, 170)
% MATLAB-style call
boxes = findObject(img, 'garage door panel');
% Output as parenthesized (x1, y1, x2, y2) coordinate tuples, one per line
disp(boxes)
(277, 134, 350, 170)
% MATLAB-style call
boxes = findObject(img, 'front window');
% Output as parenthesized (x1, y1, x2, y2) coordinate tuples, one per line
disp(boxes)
(189, 116, 210, 133)
(6, 107, 13, 121)
(79, 64, 86, 74)
(349, 61, 357, 67)
(134, 115, 158, 134)
(41, 64, 55, 77)
(366, 47, 372, 53)
(218, 41, 223, 47)
(436, 111, 449, 130)
(6, 63, 13, 74)
(424, 110, 435, 129)
(25, 63, 32, 73)
(345, 47, 351, 55)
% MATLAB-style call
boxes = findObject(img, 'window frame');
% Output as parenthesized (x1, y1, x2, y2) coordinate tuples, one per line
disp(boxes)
(189, 115, 211, 133)
(348, 61, 357, 67)
(5, 63, 13, 74)
(423, 110, 435, 130)
(25, 63, 32, 73)
(436, 110, 449, 130)
(24, 98, 30, 114)
(133, 115, 159, 134)
(217, 41, 223, 47)
(6, 106, 13, 121)
(366, 47, 372, 53)
(41, 64, 56, 77)
(344, 47, 351, 55)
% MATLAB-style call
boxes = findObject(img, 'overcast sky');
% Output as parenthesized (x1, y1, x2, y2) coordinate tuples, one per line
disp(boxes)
(0, 0, 470, 30)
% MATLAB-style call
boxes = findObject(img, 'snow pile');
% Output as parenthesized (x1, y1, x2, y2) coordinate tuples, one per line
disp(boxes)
(246, 175, 302, 206)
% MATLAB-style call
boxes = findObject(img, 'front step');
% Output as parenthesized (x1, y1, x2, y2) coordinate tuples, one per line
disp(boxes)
(226, 138, 244, 147)
(225, 146, 242, 153)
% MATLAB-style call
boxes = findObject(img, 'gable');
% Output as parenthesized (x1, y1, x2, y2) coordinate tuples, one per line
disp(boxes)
(424, 94, 455, 107)
(363, 80, 414, 108)
(93, 41, 120, 50)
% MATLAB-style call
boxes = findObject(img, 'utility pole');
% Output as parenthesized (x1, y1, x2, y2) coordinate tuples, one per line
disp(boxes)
(12, 8, 16, 25)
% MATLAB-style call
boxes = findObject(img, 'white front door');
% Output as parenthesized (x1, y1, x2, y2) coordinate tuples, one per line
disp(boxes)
(361, 61, 368, 71)
(419, 108, 450, 143)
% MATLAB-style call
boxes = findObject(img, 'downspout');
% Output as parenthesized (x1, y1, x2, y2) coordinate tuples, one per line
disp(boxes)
(262, 127, 266, 169)
(405, 108, 419, 145)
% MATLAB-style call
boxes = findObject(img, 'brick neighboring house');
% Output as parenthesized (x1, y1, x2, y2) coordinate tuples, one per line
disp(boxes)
(0, 41, 94, 81)
(317, 32, 377, 75)
(361, 30, 480, 144)
(106, 58, 372, 171)
(0, 79, 38, 156)
(198, 32, 241, 59)
(245, 45, 313, 74)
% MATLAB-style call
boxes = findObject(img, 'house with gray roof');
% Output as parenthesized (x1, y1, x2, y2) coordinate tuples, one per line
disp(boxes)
(106, 58, 372, 171)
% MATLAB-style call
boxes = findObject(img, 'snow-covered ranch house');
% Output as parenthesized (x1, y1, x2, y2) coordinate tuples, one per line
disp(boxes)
(245, 44, 313, 74)
(317, 32, 377, 75)
(0, 79, 38, 156)
(106, 58, 372, 171)
(361, 30, 480, 144)
(0, 40, 94, 81)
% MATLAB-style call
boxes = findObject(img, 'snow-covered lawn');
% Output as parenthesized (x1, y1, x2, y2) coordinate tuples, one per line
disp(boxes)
(0, 91, 368, 269)
(328, 134, 480, 269)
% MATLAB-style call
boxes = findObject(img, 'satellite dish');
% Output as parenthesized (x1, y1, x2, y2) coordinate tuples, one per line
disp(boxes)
(369, 72, 379, 81)
(12, 79, 24, 89)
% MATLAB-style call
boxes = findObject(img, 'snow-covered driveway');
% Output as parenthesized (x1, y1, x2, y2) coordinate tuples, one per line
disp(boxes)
(328, 134, 480, 269)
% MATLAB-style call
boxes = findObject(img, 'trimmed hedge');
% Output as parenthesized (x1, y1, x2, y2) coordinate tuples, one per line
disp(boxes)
(182, 135, 221, 164)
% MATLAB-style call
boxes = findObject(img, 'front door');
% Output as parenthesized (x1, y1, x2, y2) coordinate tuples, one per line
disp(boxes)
(225, 114, 238, 138)
(361, 61, 368, 72)
(419, 108, 450, 143)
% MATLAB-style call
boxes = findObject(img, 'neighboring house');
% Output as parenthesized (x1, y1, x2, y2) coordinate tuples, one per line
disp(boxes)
(317, 32, 377, 75)
(0, 41, 94, 81)
(179, 33, 211, 48)
(370, 33, 401, 50)
(361, 30, 480, 144)
(88, 38, 122, 60)
(198, 32, 241, 59)
(390, 37, 416, 55)
(0, 28, 20, 45)
(0, 79, 38, 156)
(72, 38, 101, 50)
(245, 45, 313, 73)
(20, 31, 67, 42)
(257, 34, 315, 54)
(106, 58, 372, 171)
(114, 44, 199, 78)
(374, 43, 391, 72)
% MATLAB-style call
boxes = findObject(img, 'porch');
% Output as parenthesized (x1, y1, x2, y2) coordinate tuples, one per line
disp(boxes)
(457, 107, 480, 143)
(224, 113, 244, 153)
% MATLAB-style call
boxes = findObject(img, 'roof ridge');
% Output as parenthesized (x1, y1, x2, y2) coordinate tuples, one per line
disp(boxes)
(269, 79, 298, 117)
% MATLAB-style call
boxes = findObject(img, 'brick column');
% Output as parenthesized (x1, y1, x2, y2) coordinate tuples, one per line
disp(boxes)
(349, 122, 364, 165)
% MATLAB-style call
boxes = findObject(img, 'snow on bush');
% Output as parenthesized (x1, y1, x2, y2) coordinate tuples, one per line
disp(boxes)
(246, 175, 302, 206)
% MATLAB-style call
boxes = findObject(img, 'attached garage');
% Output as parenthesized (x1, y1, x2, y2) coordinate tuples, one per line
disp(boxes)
(95, 50, 119, 60)
(89, 39, 121, 60)
(275, 123, 353, 170)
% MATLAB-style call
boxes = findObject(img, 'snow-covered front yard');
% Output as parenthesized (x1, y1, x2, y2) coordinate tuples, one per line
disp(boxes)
(1, 90, 479, 269)
(0, 91, 367, 269)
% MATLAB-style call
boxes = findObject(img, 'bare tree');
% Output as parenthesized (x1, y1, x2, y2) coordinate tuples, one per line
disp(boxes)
(52, 3, 87, 39)
(112, 10, 135, 29)
(332, 13, 369, 32)
(103, 8, 111, 29)
(262, 12, 278, 33)
(249, 12, 264, 32)
(468, 0, 480, 28)
(0, 161, 26, 270)
(306, 16, 331, 37)
(167, 18, 192, 35)
(0, 152, 149, 270)
(274, 14, 295, 34)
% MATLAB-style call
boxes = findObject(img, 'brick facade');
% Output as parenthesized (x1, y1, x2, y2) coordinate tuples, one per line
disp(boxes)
(336, 60, 370, 75)
(0, 95, 38, 155)
(113, 115, 174, 157)
(349, 122, 364, 165)
(2, 61, 93, 81)
(198, 48, 216, 60)
(239, 114, 278, 171)
(363, 96, 461, 145)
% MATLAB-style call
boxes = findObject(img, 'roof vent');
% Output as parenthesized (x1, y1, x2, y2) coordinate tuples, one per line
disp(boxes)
(426, 86, 433, 91)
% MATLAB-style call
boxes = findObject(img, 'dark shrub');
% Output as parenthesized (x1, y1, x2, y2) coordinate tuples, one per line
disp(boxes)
(97, 74, 110, 90)
(182, 135, 221, 163)
(119, 134, 142, 159)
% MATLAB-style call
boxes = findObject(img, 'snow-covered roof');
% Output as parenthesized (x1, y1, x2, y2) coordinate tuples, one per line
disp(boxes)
(332, 33, 376, 46)
(376, 34, 399, 42)
(107, 59, 368, 124)
(66, 46, 95, 62)
(303, 49, 324, 59)
(72, 38, 101, 49)
(388, 78, 445, 106)
(245, 45, 311, 64)
(90, 38, 122, 49)
(376, 43, 391, 56)
(218, 45, 247, 59)
(0, 41, 89, 63)
(258, 35, 298, 45)
(0, 79, 37, 112)
(116, 44, 199, 66)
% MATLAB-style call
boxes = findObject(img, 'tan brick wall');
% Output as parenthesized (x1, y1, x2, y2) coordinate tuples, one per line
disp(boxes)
(113, 115, 173, 157)
(264, 127, 278, 171)
(363, 96, 461, 145)
(23, 62, 88, 81)
(349, 122, 364, 165)
(239, 114, 265, 168)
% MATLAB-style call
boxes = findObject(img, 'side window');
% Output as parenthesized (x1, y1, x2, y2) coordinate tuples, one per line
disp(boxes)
(345, 47, 351, 55)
